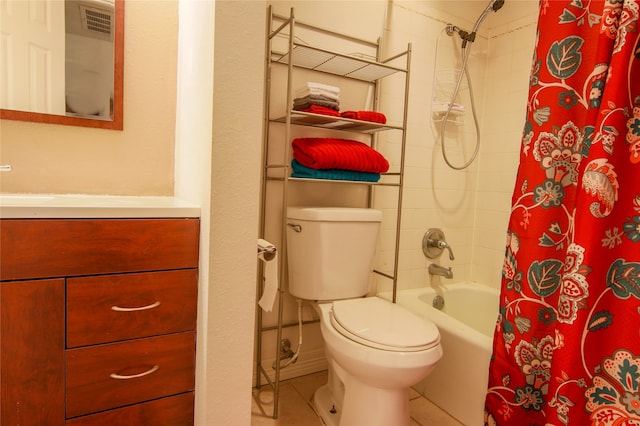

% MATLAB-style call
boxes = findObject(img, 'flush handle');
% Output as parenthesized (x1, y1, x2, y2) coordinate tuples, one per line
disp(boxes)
(287, 223, 302, 233)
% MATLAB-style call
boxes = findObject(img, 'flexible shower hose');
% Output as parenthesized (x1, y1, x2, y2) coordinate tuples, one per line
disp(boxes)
(434, 26, 482, 170)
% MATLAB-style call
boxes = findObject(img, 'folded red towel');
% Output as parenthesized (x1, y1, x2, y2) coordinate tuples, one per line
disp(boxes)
(298, 105, 341, 117)
(340, 110, 387, 124)
(292, 138, 389, 173)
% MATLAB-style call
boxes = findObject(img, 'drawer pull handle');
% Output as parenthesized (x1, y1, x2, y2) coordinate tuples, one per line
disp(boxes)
(110, 365, 159, 380)
(111, 301, 161, 312)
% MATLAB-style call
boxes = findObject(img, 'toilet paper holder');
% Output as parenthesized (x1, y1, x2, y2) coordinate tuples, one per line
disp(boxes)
(258, 240, 277, 261)
(257, 239, 279, 312)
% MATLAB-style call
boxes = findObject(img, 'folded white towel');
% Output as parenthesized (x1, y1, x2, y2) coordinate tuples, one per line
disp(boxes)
(295, 82, 340, 102)
(306, 82, 340, 94)
(295, 88, 340, 102)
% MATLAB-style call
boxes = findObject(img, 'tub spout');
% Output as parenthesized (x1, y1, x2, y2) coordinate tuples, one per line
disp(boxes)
(429, 263, 453, 279)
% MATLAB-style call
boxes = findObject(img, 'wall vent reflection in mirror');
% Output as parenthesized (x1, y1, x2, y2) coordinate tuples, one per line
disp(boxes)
(80, 4, 113, 36)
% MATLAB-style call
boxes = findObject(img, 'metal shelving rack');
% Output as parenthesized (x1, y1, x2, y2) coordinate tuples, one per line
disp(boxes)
(255, 6, 411, 418)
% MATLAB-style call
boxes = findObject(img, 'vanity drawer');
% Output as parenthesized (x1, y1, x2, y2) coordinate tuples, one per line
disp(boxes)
(66, 332, 195, 418)
(0, 218, 200, 281)
(65, 393, 194, 425)
(67, 270, 198, 348)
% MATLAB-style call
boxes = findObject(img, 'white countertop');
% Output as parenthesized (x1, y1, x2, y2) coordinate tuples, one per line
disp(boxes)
(0, 194, 201, 218)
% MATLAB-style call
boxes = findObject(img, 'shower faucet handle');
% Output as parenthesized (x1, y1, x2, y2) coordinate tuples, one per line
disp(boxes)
(435, 239, 455, 261)
(422, 228, 455, 260)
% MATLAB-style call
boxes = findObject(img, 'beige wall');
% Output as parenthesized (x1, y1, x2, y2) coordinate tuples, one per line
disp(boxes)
(200, 1, 264, 424)
(0, 1, 178, 196)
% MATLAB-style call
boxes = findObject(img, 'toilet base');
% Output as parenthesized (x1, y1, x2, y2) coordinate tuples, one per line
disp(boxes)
(313, 384, 340, 426)
(314, 380, 411, 426)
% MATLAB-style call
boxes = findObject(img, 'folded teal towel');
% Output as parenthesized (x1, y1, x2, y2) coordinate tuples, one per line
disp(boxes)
(291, 160, 380, 182)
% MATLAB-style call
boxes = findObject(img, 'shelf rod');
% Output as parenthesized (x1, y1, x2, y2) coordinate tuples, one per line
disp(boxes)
(380, 49, 410, 65)
(269, 18, 292, 40)
(373, 269, 395, 280)
(265, 176, 402, 187)
(255, 3, 273, 396)
(257, 364, 275, 388)
(281, 43, 408, 74)
(272, 13, 379, 48)
(260, 318, 319, 333)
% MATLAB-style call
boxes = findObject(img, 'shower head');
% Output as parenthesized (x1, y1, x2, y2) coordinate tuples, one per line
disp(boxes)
(469, 0, 505, 34)
(447, 0, 505, 48)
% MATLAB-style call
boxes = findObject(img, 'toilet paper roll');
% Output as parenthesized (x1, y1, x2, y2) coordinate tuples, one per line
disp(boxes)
(257, 239, 278, 312)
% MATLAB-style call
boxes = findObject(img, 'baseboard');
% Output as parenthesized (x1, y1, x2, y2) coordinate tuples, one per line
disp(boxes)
(253, 347, 328, 386)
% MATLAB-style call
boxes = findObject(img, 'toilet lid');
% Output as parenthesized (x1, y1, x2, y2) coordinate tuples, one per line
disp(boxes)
(330, 297, 440, 352)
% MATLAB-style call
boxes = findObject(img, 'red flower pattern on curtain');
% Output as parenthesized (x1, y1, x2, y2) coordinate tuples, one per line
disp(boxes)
(484, 1, 640, 425)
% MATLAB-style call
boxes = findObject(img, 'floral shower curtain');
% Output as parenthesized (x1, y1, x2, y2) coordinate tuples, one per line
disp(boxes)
(484, 1, 640, 425)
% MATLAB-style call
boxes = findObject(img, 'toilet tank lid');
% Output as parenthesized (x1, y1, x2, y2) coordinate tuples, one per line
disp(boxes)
(287, 207, 382, 222)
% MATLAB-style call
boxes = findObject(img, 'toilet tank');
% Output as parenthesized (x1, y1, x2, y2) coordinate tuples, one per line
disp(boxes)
(286, 207, 382, 301)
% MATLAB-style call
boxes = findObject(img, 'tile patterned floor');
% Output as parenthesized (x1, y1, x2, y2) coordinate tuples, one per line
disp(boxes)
(251, 371, 463, 426)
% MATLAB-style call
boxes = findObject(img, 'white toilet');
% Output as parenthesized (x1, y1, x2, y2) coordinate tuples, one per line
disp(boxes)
(286, 207, 443, 426)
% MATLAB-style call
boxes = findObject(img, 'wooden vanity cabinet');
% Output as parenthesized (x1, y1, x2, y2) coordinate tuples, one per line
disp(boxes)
(0, 218, 199, 425)
(1, 278, 66, 424)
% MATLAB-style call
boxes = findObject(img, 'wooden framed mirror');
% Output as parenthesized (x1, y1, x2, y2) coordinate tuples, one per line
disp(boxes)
(0, 0, 124, 130)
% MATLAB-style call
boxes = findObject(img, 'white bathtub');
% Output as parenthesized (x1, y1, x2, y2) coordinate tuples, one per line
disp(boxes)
(379, 282, 499, 426)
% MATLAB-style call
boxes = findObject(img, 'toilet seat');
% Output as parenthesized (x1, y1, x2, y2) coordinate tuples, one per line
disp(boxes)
(329, 297, 440, 352)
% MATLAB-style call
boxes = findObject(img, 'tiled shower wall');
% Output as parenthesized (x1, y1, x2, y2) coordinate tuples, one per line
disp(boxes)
(375, 1, 539, 294)
(472, 11, 539, 289)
